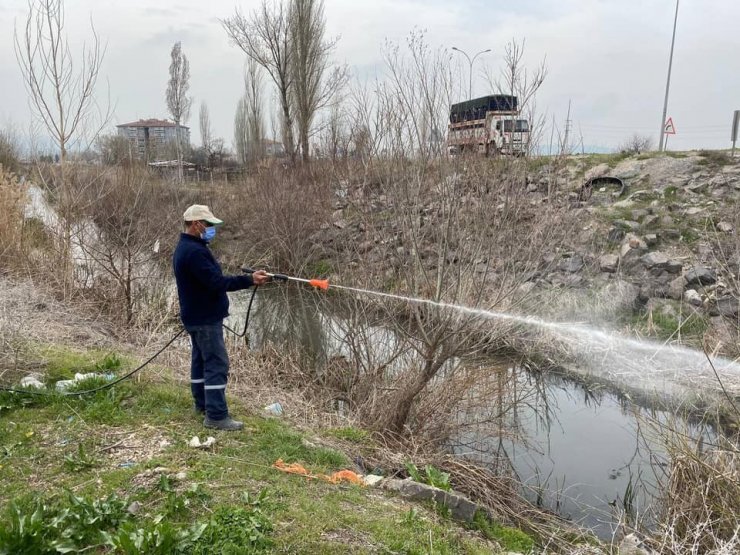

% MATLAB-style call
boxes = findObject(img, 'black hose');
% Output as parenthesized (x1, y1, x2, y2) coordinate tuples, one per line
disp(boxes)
(1, 281, 262, 398)
(0, 328, 186, 397)
(222, 284, 259, 339)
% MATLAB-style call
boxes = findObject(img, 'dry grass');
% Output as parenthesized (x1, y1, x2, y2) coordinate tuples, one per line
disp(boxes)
(0, 168, 27, 272)
(653, 427, 740, 554)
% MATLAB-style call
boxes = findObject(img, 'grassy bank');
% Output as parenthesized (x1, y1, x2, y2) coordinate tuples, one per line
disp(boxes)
(0, 346, 532, 554)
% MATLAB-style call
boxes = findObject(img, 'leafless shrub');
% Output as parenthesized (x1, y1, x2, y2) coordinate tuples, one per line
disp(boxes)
(217, 164, 332, 273)
(0, 129, 21, 173)
(619, 134, 654, 155)
(646, 415, 740, 554)
(74, 166, 185, 324)
(298, 32, 579, 443)
(0, 167, 28, 273)
(97, 134, 136, 166)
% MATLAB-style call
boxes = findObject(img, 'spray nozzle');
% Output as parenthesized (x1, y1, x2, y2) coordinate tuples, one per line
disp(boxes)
(241, 268, 328, 290)
(308, 279, 329, 290)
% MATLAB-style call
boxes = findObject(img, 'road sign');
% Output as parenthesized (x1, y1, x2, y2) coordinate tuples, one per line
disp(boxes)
(664, 117, 677, 135)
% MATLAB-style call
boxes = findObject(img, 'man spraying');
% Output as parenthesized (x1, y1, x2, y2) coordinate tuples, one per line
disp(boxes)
(173, 204, 269, 430)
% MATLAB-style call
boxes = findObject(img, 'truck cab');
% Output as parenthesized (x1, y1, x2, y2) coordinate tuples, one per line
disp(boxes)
(490, 116, 530, 156)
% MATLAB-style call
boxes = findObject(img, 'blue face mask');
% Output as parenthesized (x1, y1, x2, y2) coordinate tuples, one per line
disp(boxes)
(201, 226, 217, 242)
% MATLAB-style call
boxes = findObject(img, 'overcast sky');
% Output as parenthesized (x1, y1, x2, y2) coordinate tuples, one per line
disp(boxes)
(1, 0, 738, 153)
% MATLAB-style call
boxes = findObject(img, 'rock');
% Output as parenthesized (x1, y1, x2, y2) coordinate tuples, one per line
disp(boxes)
(716, 296, 739, 318)
(717, 221, 734, 233)
(614, 219, 641, 231)
(660, 214, 674, 226)
(641, 251, 669, 269)
(668, 276, 686, 300)
(618, 533, 656, 555)
(127, 501, 141, 515)
(585, 163, 610, 180)
(175, 471, 187, 481)
(631, 208, 649, 221)
(559, 255, 584, 273)
(685, 206, 704, 216)
(644, 233, 658, 247)
(526, 182, 539, 193)
(684, 266, 717, 286)
(665, 259, 683, 274)
(642, 214, 660, 229)
(626, 234, 647, 250)
(607, 227, 625, 243)
(599, 254, 619, 273)
(685, 289, 702, 307)
(382, 478, 479, 522)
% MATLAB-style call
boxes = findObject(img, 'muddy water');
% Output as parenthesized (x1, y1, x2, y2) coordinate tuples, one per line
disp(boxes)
(226, 287, 711, 539)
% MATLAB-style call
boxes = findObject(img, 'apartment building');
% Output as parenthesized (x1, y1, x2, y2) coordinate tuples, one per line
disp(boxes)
(116, 119, 190, 160)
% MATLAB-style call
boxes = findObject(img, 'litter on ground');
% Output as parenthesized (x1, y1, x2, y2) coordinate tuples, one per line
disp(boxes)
(272, 458, 365, 486)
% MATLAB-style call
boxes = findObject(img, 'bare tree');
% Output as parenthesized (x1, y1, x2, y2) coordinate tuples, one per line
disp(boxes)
(14, 0, 107, 165)
(485, 38, 547, 155)
(199, 102, 212, 156)
(223, 2, 296, 162)
(166, 41, 192, 181)
(234, 59, 265, 165)
(289, 0, 347, 162)
(14, 0, 107, 298)
(619, 133, 653, 154)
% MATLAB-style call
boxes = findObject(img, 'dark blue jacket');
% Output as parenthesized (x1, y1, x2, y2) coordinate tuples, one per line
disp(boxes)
(173, 233, 253, 327)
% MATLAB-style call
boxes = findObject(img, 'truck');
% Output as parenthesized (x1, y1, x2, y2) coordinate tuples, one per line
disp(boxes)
(447, 95, 530, 156)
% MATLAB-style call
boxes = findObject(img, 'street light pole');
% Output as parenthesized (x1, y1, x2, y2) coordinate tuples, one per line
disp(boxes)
(452, 46, 491, 99)
(658, 0, 680, 152)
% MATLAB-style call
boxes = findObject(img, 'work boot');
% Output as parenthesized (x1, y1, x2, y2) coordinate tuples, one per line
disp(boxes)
(203, 416, 244, 431)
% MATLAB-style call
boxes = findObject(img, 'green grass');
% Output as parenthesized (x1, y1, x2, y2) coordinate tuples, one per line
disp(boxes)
(627, 304, 709, 345)
(0, 348, 506, 553)
(471, 511, 535, 553)
(323, 426, 370, 443)
(697, 150, 731, 168)
(310, 259, 333, 276)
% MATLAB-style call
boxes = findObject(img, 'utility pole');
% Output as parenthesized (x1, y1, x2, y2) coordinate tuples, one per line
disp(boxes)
(451, 46, 491, 99)
(658, 0, 680, 152)
(563, 99, 572, 155)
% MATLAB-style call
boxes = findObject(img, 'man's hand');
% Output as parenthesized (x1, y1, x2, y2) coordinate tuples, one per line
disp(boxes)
(252, 270, 270, 286)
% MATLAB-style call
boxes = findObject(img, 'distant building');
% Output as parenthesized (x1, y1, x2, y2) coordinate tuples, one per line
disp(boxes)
(116, 119, 190, 160)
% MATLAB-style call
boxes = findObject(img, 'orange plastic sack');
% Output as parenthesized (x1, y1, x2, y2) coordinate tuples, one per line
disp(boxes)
(272, 459, 365, 486)
(273, 458, 316, 478)
(326, 470, 365, 485)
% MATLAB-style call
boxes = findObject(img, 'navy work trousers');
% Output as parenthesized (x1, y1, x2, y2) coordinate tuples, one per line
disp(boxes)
(186, 321, 230, 420)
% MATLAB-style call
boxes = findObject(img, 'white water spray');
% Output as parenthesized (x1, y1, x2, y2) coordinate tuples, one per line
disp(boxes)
(330, 284, 740, 401)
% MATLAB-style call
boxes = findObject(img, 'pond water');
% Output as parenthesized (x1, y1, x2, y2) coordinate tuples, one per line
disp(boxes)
(226, 286, 716, 539)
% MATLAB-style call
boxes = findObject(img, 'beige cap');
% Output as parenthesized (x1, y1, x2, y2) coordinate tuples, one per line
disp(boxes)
(183, 204, 223, 225)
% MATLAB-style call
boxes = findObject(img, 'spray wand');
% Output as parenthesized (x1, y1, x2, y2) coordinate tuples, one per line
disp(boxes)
(242, 268, 329, 290)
